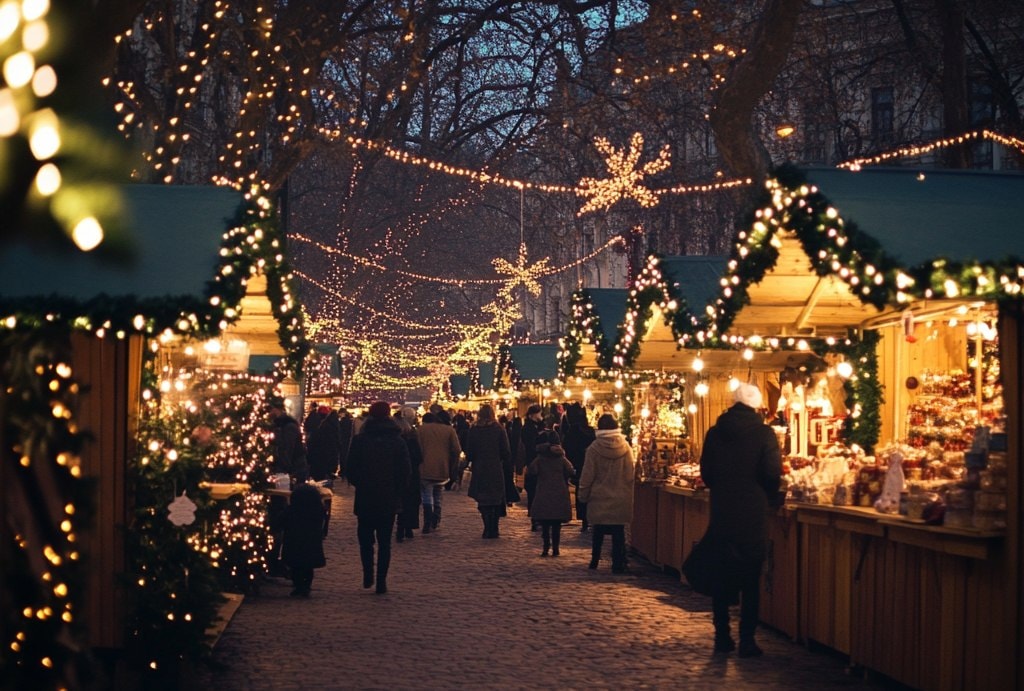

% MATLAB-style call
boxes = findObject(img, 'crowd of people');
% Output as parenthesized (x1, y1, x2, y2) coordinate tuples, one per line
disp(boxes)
(266, 387, 781, 657)
(266, 398, 637, 595)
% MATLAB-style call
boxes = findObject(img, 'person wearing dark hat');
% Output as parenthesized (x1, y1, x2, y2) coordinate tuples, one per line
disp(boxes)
(346, 401, 410, 594)
(520, 404, 546, 531)
(699, 382, 782, 657)
(526, 430, 575, 556)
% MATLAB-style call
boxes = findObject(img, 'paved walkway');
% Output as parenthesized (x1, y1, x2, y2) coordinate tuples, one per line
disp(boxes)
(195, 486, 900, 690)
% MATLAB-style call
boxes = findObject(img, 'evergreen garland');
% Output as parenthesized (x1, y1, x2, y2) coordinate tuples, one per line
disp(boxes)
(1, 326, 94, 691)
(1, 192, 310, 379)
(123, 392, 224, 683)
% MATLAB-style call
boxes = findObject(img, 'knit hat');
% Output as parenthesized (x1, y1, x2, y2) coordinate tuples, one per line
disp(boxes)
(733, 383, 763, 409)
(368, 401, 391, 419)
(317, 405, 331, 415)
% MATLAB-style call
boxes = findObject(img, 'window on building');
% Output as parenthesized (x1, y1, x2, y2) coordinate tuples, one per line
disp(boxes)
(871, 86, 894, 144)
(802, 121, 828, 164)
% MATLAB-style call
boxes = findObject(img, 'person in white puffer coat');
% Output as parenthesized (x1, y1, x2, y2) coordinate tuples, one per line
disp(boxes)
(578, 414, 635, 573)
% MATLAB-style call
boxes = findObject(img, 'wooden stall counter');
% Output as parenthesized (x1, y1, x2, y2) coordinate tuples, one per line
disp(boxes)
(793, 501, 1009, 691)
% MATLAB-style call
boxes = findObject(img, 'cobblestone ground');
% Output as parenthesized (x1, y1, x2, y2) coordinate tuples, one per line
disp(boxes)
(194, 486, 898, 691)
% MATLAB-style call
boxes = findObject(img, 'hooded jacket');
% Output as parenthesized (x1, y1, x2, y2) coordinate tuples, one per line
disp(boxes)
(527, 441, 575, 521)
(699, 402, 783, 559)
(578, 430, 635, 525)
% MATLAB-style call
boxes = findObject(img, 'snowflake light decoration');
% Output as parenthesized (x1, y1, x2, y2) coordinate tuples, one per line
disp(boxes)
(577, 132, 672, 216)
(493, 243, 551, 298)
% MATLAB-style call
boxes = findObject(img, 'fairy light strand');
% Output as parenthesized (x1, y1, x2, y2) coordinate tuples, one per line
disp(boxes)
(291, 234, 625, 285)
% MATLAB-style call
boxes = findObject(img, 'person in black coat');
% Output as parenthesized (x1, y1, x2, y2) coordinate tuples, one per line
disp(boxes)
(395, 407, 423, 542)
(337, 409, 354, 479)
(560, 402, 596, 531)
(699, 383, 782, 658)
(520, 404, 546, 531)
(282, 483, 327, 597)
(307, 406, 344, 481)
(346, 401, 410, 594)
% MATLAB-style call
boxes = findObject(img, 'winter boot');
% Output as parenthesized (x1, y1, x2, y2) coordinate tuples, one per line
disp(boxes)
(541, 525, 551, 556)
(360, 545, 374, 589)
(481, 512, 490, 538)
(375, 557, 389, 595)
(551, 524, 561, 556)
(713, 608, 734, 653)
(421, 505, 432, 534)
(432, 504, 442, 530)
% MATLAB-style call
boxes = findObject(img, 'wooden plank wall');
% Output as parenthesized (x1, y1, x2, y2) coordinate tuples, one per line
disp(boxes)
(630, 483, 659, 561)
(655, 491, 684, 570)
(71, 333, 143, 650)
(761, 511, 799, 640)
(1000, 303, 1023, 691)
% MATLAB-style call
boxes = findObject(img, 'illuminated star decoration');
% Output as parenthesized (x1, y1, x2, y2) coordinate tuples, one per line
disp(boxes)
(493, 243, 551, 299)
(576, 132, 672, 216)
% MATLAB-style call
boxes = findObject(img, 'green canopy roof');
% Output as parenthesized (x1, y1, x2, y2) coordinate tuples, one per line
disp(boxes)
(449, 374, 471, 397)
(0, 185, 242, 300)
(508, 344, 559, 381)
(476, 361, 496, 391)
(584, 288, 628, 342)
(658, 255, 728, 315)
(803, 167, 1024, 266)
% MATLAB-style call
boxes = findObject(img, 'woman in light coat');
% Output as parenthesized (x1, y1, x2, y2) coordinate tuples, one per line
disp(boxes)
(464, 404, 511, 539)
(578, 414, 635, 573)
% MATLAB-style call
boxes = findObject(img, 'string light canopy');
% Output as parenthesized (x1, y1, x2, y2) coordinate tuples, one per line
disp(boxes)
(291, 233, 624, 287)
(319, 128, 753, 205)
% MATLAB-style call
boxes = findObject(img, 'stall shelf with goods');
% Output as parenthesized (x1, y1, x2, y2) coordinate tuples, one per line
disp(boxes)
(595, 166, 1023, 691)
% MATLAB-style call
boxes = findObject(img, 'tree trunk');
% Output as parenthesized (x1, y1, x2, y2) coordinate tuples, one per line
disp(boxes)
(936, 0, 971, 168)
(708, 0, 804, 182)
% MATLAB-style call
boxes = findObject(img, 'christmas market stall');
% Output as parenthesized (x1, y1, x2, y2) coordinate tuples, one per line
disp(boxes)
(631, 165, 1024, 691)
(0, 184, 309, 686)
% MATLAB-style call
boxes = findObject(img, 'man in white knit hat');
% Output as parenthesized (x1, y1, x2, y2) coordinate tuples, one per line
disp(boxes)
(698, 382, 782, 658)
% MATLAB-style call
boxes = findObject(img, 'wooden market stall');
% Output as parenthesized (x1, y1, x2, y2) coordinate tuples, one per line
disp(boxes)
(597, 166, 1024, 690)
(0, 185, 307, 666)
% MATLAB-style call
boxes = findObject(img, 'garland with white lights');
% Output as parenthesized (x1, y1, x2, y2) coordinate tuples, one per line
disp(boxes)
(1, 326, 92, 691)
(701, 164, 1024, 348)
(124, 384, 224, 680)
(1, 189, 310, 377)
(558, 289, 619, 377)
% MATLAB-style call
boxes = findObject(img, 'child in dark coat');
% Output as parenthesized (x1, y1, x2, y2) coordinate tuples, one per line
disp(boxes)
(527, 430, 575, 557)
(282, 483, 327, 597)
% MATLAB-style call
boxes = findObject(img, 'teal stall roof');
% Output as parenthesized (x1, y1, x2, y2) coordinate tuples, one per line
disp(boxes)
(803, 167, 1024, 266)
(449, 374, 471, 397)
(248, 355, 282, 375)
(658, 255, 728, 314)
(477, 361, 496, 391)
(584, 288, 628, 342)
(509, 344, 559, 381)
(0, 185, 243, 300)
